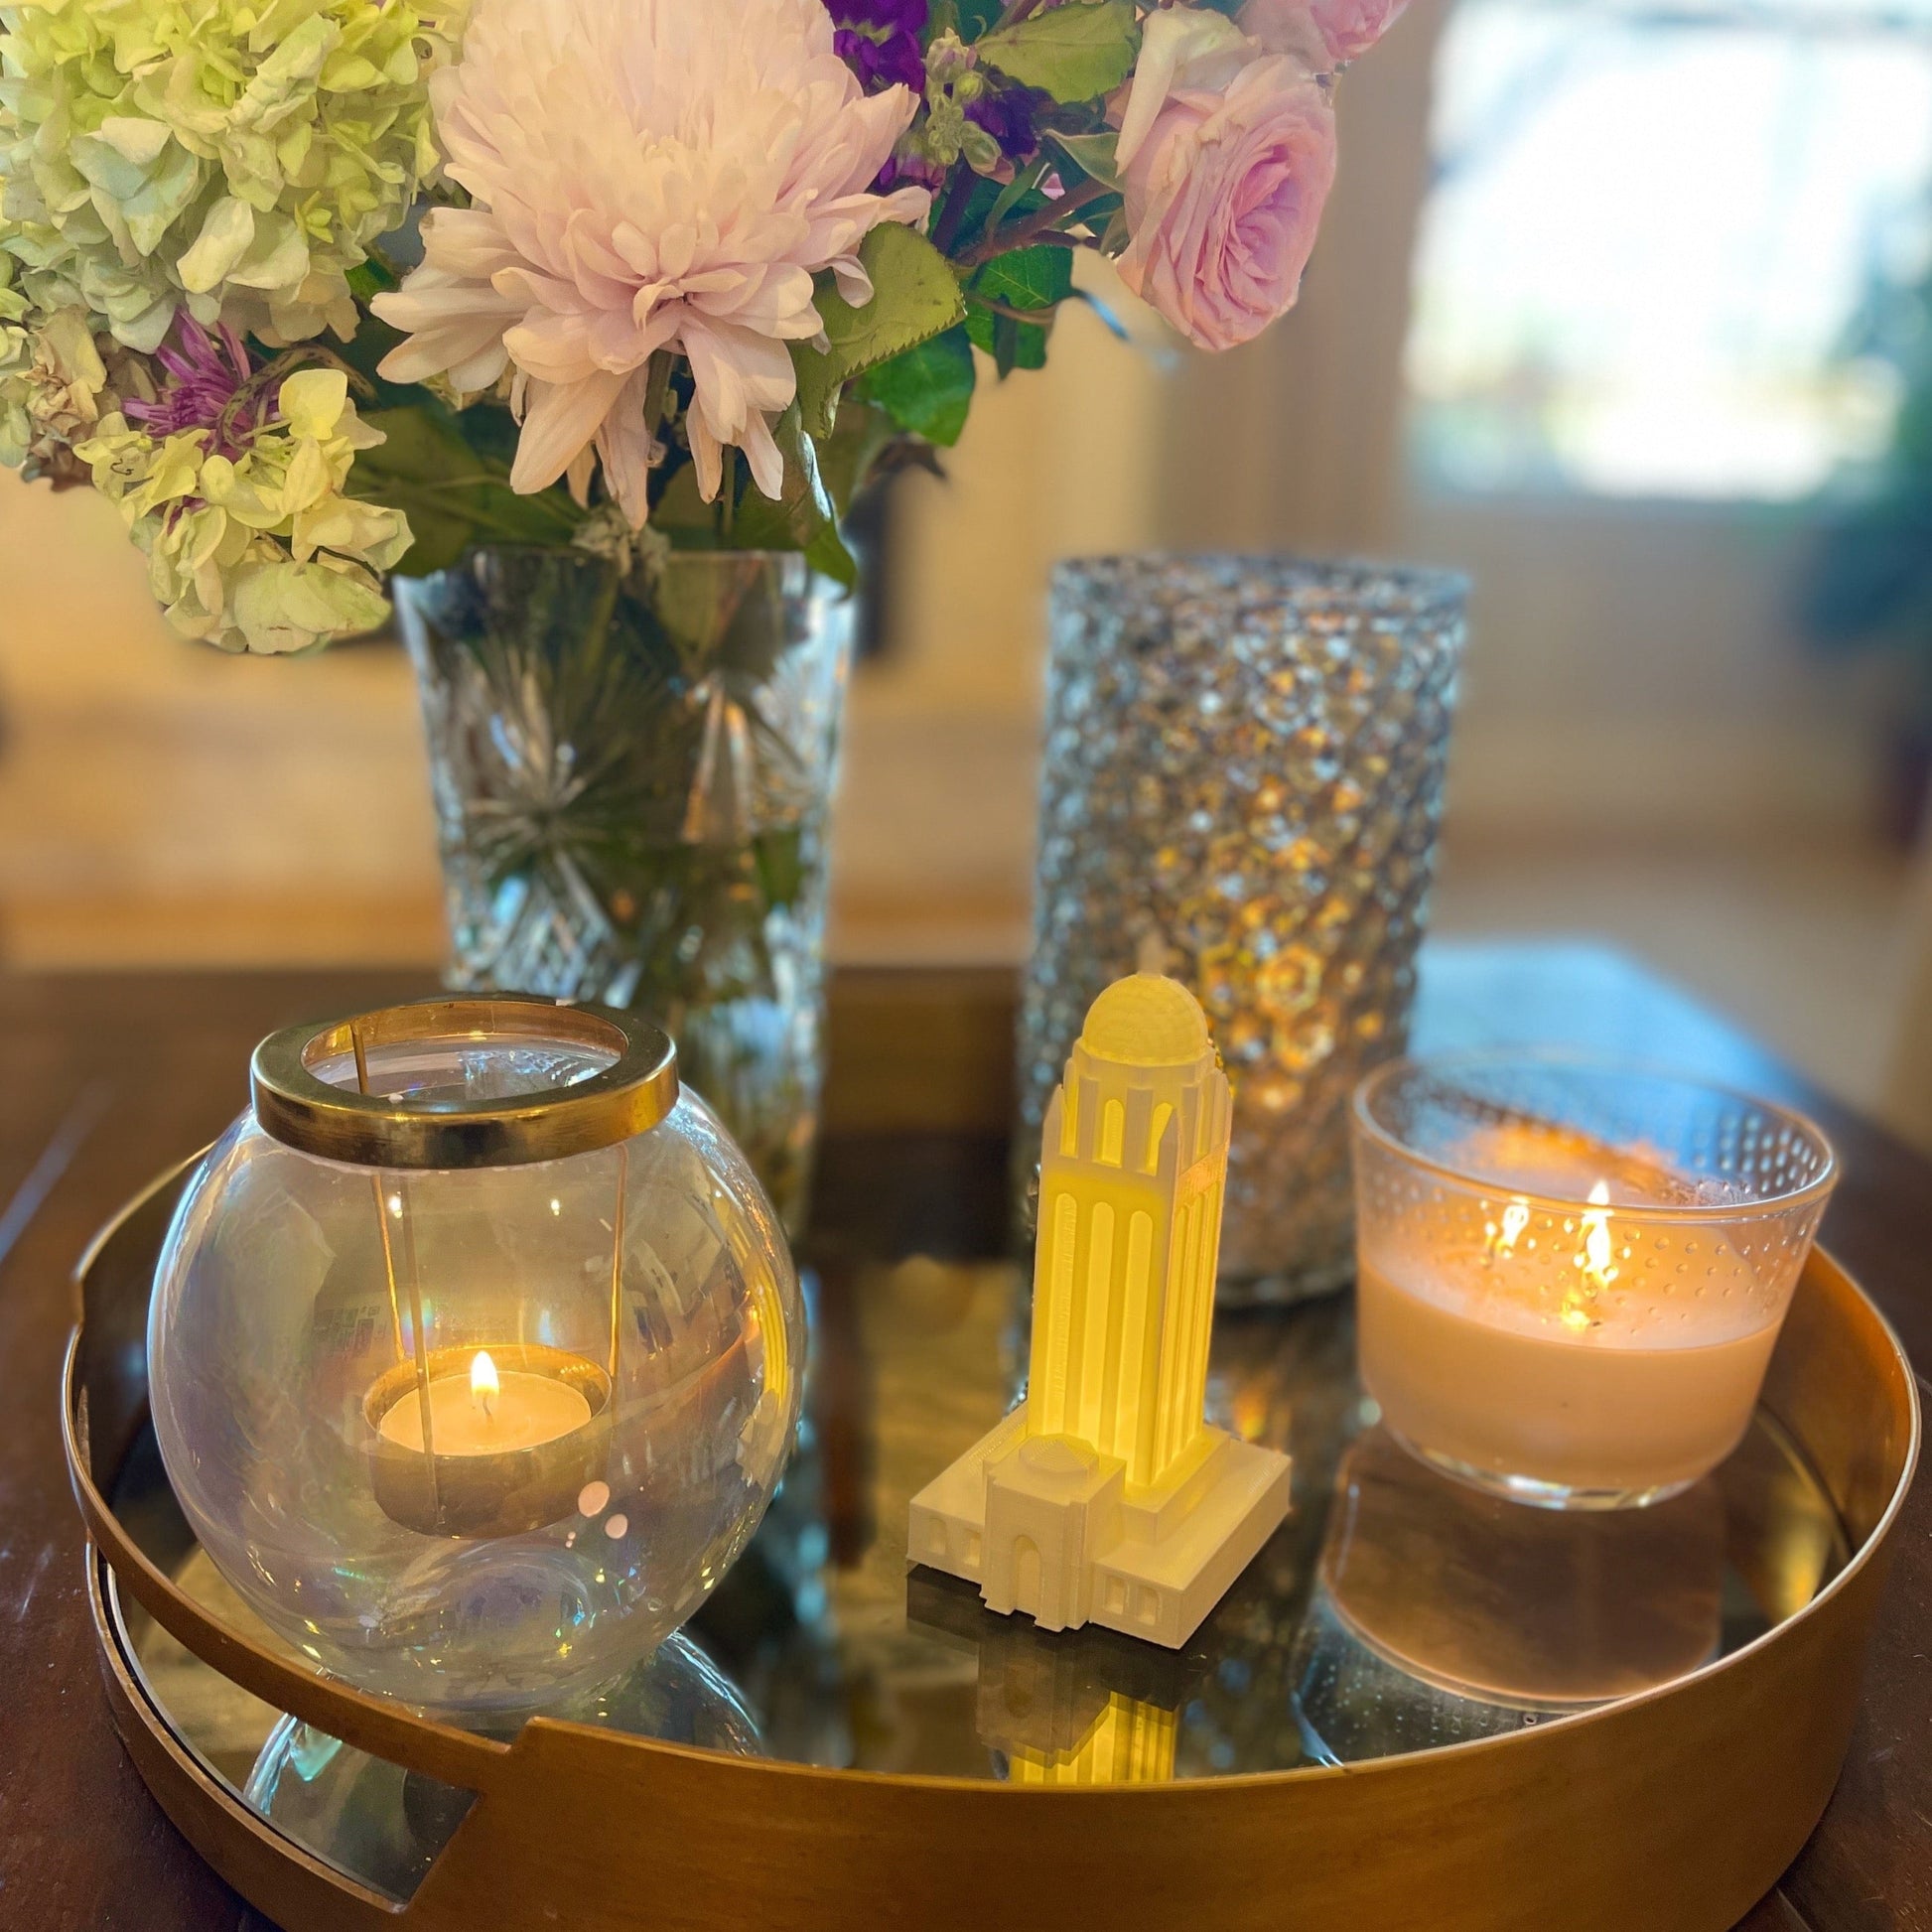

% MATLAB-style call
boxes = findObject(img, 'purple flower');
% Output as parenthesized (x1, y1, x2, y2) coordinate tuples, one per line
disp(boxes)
(825, 0, 926, 29)
(826, 0, 927, 93)
(834, 24, 926, 92)
(965, 83, 1043, 163)
(123, 317, 279, 457)
(878, 150, 946, 195)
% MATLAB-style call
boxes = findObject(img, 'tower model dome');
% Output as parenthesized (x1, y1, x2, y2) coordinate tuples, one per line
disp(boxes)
(1079, 973, 1214, 1068)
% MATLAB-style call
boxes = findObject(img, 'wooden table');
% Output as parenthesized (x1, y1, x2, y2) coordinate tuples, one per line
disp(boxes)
(0, 946, 1925, 1931)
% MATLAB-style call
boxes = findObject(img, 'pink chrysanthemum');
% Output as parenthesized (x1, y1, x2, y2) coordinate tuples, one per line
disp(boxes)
(373, 0, 930, 524)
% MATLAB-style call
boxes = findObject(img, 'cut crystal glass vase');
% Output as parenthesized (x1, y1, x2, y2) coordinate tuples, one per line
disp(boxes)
(397, 547, 853, 1230)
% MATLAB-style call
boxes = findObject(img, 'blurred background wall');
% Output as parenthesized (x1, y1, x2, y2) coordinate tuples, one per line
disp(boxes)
(6, 0, 1932, 1146)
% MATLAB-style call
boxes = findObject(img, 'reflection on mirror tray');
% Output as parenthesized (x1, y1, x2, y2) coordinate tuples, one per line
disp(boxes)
(906, 1569, 1199, 1784)
(110, 1527, 764, 1906)
(113, 1258, 1856, 1900)
(1319, 1427, 1727, 1710)
(242, 1635, 760, 1905)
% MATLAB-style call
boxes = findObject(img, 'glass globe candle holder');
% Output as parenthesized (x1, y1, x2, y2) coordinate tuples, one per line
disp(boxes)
(148, 996, 804, 1717)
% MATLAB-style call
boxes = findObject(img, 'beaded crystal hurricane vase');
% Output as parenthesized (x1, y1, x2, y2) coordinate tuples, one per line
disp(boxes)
(1020, 556, 1468, 1302)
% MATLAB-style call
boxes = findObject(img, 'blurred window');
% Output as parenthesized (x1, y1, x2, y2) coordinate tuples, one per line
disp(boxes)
(1406, 0, 1932, 499)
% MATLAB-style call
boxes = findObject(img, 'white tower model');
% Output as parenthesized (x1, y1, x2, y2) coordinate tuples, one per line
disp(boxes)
(907, 975, 1292, 1649)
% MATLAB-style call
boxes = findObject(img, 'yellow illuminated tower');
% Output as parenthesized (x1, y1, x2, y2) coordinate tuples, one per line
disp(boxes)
(908, 975, 1292, 1649)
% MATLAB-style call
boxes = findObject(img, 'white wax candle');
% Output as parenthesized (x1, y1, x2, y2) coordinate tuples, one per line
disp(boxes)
(1358, 1252, 1777, 1498)
(1358, 1125, 1779, 1499)
(377, 1358, 592, 1457)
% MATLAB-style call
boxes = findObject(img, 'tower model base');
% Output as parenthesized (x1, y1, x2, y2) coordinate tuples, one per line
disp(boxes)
(907, 1413, 1291, 1651)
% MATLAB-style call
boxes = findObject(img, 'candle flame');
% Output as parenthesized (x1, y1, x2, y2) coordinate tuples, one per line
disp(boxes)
(1582, 1180, 1618, 1289)
(1561, 1179, 1619, 1331)
(1486, 1198, 1531, 1260)
(471, 1349, 499, 1420)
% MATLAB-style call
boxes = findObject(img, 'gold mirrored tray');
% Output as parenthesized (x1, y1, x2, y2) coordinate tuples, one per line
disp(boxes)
(68, 1163, 1919, 1931)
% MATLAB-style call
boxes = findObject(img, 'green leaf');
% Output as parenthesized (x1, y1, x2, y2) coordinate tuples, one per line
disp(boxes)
(725, 410, 860, 589)
(815, 396, 902, 515)
(976, 0, 1139, 101)
(966, 300, 1048, 375)
(753, 826, 806, 912)
(790, 344, 841, 446)
(859, 326, 977, 447)
(926, 0, 1007, 40)
(1046, 129, 1124, 193)
(971, 244, 1074, 311)
(979, 180, 1037, 245)
(963, 243, 1070, 372)
(938, 174, 1007, 257)
(788, 223, 968, 439)
(445, 397, 525, 472)
(349, 405, 585, 574)
(345, 256, 399, 303)
(804, 518, 860, 589)
(648, 462, 715, 542)
(979, 159, 1051, 246)
(729, 409, 828, 547)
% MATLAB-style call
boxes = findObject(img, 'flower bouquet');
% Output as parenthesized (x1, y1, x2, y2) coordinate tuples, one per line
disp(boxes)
(0, 0, 1406, 1218)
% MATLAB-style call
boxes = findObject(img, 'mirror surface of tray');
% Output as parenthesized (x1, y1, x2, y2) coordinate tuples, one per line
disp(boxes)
(110, 1252, 1854, 1905)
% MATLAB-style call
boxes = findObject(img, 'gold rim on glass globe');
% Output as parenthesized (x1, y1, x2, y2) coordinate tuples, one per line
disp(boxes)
(251, 996, 678, 1169)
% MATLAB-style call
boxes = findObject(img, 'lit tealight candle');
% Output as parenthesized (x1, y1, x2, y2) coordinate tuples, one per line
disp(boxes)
(364, 1342, 612, 1539)
(377, 1348, 594, 1457)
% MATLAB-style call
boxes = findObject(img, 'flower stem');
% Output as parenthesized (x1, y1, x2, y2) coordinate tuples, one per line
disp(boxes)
(582, 553, 623, 656)
(958, 177, 1110, 267)
(974, 295, 1064, 326)
(931, 169, 977, 257)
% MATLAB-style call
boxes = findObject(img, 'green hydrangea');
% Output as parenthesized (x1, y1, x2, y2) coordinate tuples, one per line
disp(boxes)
(0, 276, 155, 475)
(0, 252, 31, 455)
(0, 0, 460, 352)
(76, 365, 413, 651)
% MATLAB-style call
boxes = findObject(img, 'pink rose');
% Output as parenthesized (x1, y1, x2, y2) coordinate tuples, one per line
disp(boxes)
(1117, 57, 1336, 353)
(1113, 7, 1251, 173)
(1242, 0, 1411, 68)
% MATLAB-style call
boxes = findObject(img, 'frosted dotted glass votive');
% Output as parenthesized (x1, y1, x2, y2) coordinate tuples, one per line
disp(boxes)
(1352, 1053, 1837, 1509)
